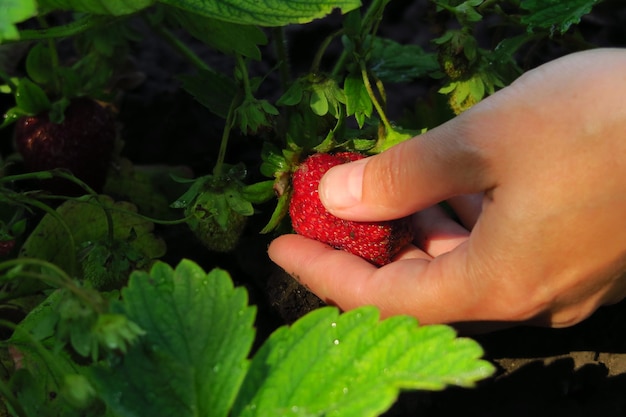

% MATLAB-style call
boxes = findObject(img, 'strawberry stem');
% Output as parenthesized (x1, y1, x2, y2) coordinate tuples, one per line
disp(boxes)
(359, 60, 392, 133)
(150, 21, 213, 73)
(311, 28, 344, 75)
(272, 27, 291, 91)
(213, 90, 241, 176)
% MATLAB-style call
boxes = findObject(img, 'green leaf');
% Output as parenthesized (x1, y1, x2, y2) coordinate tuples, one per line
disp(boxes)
(233, 306, 494, 417)
(259, 189, 290, 234)
(178, 69, 237, 119)
(520, 0, 600, 34)
(14, 78, 51, 115)
(157, 0, 362, 27)
(37, 0, 154, 15)
(91, 260, 257, 417)
(309, 88, 329, 116)
(19, 196, 166, 288)
(0, 0, 37, 42)
(25, 44, 55, 86)
(225, 187, 255, 216)
(169, 7, 267, 59)
(241, 180, 275, 204)
(344, 73, 372, 128)
(8, 292, 86, 416)
(369, 37, 439, 83)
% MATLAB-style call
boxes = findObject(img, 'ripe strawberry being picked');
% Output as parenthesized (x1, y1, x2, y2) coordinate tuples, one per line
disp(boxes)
(14, 97, 116, 195)
(289, 152, 413, 266)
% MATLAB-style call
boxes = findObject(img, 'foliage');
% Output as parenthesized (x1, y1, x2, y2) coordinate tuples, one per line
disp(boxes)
(3, 260, 494, 417)
(0, 0, 612, 415)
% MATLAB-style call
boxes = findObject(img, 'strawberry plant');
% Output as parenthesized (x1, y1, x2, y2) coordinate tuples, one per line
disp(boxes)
(0, 0, 618, 416)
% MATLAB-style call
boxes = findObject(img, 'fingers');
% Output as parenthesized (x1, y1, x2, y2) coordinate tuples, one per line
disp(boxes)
(413, 204, 470, 257)
(319, 117, 495, 221)
(268, 234, 478, 323)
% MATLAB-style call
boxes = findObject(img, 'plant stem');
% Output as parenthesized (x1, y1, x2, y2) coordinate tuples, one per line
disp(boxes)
(150, 23, 212, 72)
(0, 70, 18, 92)
(311, 29, 343, 74)
(213, 91, 241, 176)
(0, 259, 104, 314)
(359, 60, 392, 133)
(35, 15, 62, 94)
(272, 27, 291, 90)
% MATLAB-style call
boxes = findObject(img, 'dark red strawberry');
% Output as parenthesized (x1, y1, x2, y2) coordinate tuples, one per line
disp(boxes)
(14, 97, 116, 195)
(289, 152, 413, 266)
(0, 239, 15, 257)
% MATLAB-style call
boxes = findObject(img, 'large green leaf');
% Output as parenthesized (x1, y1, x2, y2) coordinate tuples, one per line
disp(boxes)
(169, 7, 267, 59)
(37, 0, 154, 15)
(233, 306, 495, 417)
(19, 196, 166, 289)
(158, 0, 362, 27)
(520, 0, 601, 34)
(369, 37, 439, 83)
(91, 261, 256, 417)
(177, 68, 237, 119)
(0, 0, 37, 41)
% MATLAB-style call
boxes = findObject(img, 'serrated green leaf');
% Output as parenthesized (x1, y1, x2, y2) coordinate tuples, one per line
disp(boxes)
(520, 0, 600, 34)
(91, 260, 257, 417)
(157, 0, 361, 27)
(344, 73, 372, 128)
(19, 196, 166, 287)
(0, 0, 37, 42)
(178, 69, 237, 119)
(241, 180, 275, 204)
(8, 293, 85, 416)
(369, 37, 439, 83)
(276, 80, 304, 106)
(168, 8, 266, 59)
(38, 0, 154, 15)
(309, 88, 329, 116)
(233, 306, 494, 417)
(225, 188, 255, 216)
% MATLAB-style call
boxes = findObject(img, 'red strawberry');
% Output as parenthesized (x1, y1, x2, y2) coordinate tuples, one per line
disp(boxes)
(289, 152, 413, 266)
(0, 239, 15, 257)
(14, 97, 116, 195)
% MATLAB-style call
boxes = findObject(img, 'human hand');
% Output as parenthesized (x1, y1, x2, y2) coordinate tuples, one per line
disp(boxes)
(268, 48, 626, 330)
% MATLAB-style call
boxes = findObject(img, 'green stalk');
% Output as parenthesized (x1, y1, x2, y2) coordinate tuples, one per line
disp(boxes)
(213, 90, 241, 176)
(0, 70, 18, 92)
(150, 22, 212, 72)
(272, 27, 291, 90)
(0, 259, 104, 314)
(35, 15, 62, 94)
(311, 29, 343, 74)
(360, 60, 392, 133)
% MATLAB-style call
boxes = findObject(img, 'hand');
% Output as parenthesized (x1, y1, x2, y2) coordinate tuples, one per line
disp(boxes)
(268, 48, 626, 331)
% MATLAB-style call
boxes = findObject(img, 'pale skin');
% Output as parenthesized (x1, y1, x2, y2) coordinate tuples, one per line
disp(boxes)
(268, 48, 626, 331)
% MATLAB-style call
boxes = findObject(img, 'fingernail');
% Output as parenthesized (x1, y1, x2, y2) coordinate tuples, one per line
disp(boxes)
(319, 158, 367, 210)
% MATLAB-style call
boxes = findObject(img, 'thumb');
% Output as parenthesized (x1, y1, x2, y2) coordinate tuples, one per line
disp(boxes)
(319, 116, 494, 221)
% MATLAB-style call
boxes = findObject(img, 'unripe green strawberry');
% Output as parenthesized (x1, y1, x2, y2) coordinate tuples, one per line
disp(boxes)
(14, 97, 116, 195)
(185, 187, 248, 253)
(289, 152, 413, 266)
